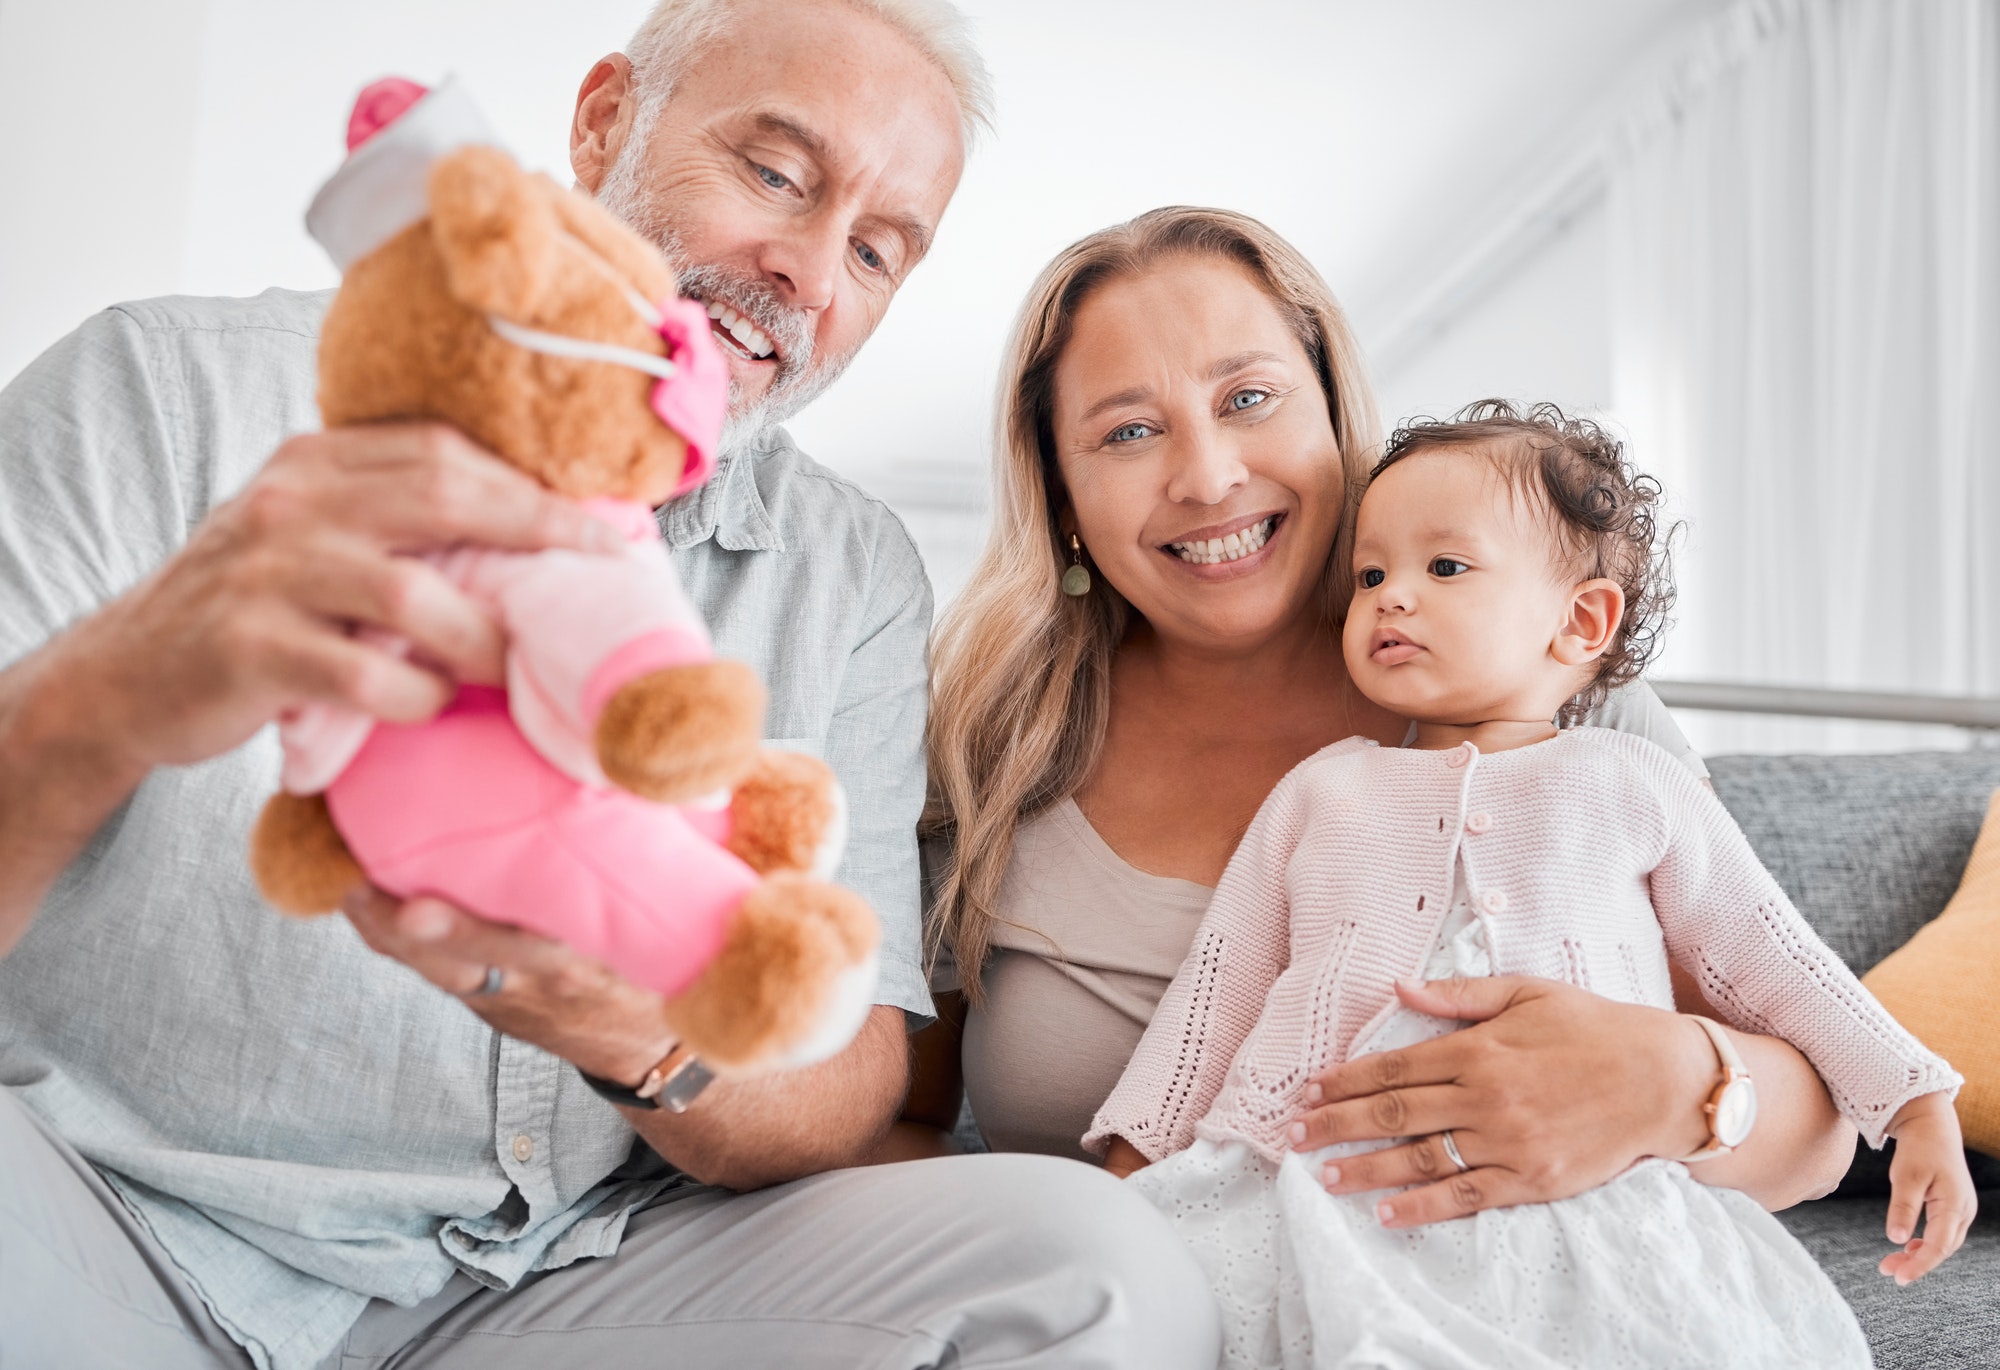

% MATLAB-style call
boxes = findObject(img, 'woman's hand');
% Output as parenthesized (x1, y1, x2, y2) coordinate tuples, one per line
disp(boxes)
(1291, 975, 1724, 1228)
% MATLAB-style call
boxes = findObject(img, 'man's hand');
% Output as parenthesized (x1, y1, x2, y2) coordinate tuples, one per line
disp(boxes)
(343, 887, 911, 1190)
(343, 886, 676, 1084)
(1880, 1092, 1978, 1284)
(0, 423, 621, 959)
(61, 423, 622, 773)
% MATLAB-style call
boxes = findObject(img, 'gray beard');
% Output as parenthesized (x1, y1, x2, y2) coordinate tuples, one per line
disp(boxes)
(595, 141, 854, 454)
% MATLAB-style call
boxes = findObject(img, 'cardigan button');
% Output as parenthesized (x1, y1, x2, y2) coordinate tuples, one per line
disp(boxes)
(1445, 745, 1471, 769)
(1480, 889, 1509, 914)
(1466, 812, 1493, 834)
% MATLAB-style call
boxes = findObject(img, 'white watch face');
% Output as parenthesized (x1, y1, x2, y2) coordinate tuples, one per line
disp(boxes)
(1713, 1079, 1758, 1148)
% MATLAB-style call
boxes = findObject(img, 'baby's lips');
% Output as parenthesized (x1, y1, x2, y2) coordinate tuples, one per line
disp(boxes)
(1370, 640, 1424, 666)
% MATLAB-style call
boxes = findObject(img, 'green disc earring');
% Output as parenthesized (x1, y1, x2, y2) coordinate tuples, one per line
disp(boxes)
(1061, 533, 1092, 597)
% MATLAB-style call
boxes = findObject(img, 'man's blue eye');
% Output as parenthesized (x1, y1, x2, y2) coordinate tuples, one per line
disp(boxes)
(855, 240, 885, 272)
(1229, 390, 1267, 411)
(1360, 568, 1385, 588)
(1432, 558, 1469, 577)
(1109, 423, 1153, 443)
(755, 165, 791, 191)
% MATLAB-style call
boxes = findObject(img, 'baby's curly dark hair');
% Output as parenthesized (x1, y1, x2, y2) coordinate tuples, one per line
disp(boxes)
(1369, 399, 1678, 724)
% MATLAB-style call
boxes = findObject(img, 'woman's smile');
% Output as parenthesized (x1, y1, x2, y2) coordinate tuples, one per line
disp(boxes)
(1160, 512, 1284, 572)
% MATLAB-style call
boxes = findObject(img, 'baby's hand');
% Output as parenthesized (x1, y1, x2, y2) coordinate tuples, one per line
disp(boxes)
(1103, 1136, 1152, 1180)
(1879, 1092, 1978, 1285)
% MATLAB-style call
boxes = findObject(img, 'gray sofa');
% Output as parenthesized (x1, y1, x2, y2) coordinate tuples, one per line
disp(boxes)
(1714, 750, 2000, 1369)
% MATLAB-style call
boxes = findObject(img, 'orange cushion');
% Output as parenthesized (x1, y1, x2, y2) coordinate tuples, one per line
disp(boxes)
(1863, 788, 2000, 1156)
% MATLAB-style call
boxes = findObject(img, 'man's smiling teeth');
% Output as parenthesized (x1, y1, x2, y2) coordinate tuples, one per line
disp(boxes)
(705, 300, 775, 360)
(1169, 516, 1277, 565)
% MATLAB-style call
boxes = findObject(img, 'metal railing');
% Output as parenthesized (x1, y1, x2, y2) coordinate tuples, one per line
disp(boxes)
(1652, 680, 2000, 735)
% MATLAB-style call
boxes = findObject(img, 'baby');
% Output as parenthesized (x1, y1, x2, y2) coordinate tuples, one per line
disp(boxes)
(1088, 402, 1974, 1369)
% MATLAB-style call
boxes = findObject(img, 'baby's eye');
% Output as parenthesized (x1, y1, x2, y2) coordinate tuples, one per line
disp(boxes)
(1227, 389, 1269, 412)
(1108, 422, 1155, 444)
(1431, 558, 1469, 577)
(1359, 568, 1385, 588)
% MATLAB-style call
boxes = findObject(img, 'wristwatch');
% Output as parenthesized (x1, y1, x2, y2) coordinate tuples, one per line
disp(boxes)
(1676, 1014, 1757, 1162)
(577, 1043, 714, 1114)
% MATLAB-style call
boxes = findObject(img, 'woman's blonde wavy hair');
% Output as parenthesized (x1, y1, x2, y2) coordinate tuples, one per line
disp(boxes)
(925, 206, 1380, 999)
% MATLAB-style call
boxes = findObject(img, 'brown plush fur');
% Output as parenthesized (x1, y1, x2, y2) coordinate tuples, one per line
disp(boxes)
(725, 751, 842, 875)
(661, 874, 879, 1071)
(249, 793, 364, 915)
(596, 661, 767, 803)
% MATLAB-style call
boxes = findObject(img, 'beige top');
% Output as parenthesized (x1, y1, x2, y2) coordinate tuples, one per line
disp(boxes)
(938, 683, 1708, 1164)
(950, 799, 1214, 1163)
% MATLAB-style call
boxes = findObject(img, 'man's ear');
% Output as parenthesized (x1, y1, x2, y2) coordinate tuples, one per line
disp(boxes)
(429, 146, 559, 322)
(571, 55, 638, 196)
(1551, 578, 1624, 666)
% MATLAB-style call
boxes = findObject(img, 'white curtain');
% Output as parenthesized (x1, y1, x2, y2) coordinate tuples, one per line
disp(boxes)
(1608, 0, 2000, 753)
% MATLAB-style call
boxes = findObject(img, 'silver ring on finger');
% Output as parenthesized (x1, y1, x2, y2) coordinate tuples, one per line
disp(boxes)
(465, 966, 505, 998)
(1439, 1129, 1470, 1174)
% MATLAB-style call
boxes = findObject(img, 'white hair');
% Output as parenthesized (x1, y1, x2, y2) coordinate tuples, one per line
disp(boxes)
(622, 0, 994, 148)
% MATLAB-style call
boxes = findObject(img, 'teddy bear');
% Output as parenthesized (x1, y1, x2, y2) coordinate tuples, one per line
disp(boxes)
(247, 77, 879, 1076)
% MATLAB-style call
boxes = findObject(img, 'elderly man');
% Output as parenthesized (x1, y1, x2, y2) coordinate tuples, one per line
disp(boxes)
(0, 1, 1218, 1366)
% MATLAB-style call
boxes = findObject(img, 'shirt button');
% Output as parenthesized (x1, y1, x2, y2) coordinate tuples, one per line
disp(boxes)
(511, 1134, 535, 1163)
(1480, 890, 1509, 914)
(1466, 813, 1493, 834)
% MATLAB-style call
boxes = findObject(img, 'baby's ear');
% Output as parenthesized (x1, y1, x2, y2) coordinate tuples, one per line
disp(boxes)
(427, 145, 559, 321)
(1552, 578, 1624, 666)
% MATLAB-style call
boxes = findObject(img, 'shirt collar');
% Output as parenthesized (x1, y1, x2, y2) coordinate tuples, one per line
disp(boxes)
(655, 428, 786, 553)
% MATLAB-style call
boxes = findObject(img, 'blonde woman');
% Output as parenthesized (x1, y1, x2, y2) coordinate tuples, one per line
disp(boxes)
(888, 207, 1857, 1234)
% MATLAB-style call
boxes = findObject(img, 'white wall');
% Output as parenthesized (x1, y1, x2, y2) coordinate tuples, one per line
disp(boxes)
(1372, 199, 1613, 431)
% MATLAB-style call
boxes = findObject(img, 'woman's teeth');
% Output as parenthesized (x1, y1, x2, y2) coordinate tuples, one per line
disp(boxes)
(1169, 516, 1277, 566)
(705, 301, 775, 360)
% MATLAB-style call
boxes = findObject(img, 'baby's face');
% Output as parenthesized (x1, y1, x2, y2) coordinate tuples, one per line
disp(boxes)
(1343, 449, 1593, 726)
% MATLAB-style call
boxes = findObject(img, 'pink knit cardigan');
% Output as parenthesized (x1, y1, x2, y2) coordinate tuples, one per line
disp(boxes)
(1086, 729, 1959, 1163)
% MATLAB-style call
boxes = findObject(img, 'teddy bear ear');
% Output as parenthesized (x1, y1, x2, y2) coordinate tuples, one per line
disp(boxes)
(427, 145, 559, 322)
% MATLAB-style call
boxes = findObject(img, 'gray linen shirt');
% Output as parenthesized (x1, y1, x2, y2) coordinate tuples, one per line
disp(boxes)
(0, 290, 934, 1370)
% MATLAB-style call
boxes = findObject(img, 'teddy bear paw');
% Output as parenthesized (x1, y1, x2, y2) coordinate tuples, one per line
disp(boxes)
(725, 751, 848, 878)
(249, 792, 365, 915)
(595, 659, 765, 803)
(661, 874, 880, 1074)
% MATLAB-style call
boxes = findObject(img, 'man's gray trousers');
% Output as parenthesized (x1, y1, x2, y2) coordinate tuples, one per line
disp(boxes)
(0, 1086, 1221, 1368)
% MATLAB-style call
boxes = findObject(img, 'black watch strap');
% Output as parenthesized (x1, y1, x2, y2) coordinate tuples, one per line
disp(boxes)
(576, 1052, 715, 1114)
(577, 1066, 660, 1110)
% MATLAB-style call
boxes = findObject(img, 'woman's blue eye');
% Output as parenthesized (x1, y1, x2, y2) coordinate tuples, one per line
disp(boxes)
(1431, 557, 1469, 577)
(854, 240, 885, 272)
(1108, 423, 1153, 443)
(755, 164, 791, 191)
(1229, 389, 1268, 411)
(1360, 568, 1385, 588)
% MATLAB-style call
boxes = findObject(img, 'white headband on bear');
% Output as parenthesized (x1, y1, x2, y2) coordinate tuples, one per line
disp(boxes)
(306, 77, 500, 272)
